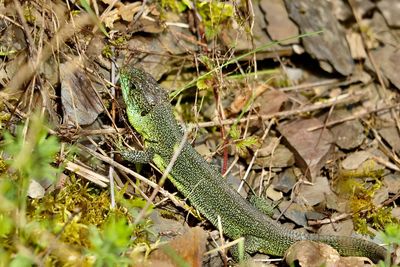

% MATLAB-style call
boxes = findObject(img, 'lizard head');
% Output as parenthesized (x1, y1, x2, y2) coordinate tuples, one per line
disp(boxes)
(119, 66, 168, 135)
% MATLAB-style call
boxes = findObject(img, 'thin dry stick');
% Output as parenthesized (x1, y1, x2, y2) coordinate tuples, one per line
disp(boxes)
(196, 91, 365, 128)
(108, 53, 118, 208)
(265, 136, 281, 187)
(216, 215, 228, 264)
(390, 109, 400, 139)
(309, 189, 399, 227)
(222, 154, 239, 178)
(204, 237, 245, 256)
(13, 0, 37, 56)
(371, 156, 400, 172)
(279, 78, 347, 92)
(0, 13, 23, 28)
(133, 126, 192, 225)
(308, 213, 350, 226)
(307, 103, 400, 131)
(78, 144, 183, 207)
(348, 0, 388, 95)
(237, 119, 275, 192)
(369, 125, 400, 168)
(6, 14, 92, 92)
(65, 161, 108, 187)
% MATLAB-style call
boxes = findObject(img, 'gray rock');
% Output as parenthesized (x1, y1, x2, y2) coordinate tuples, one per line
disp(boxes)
(331, 120, 365, 150)
(279, 201, 310, 227)
(273, 168, 297, 193)
(284, 0, 354, 75)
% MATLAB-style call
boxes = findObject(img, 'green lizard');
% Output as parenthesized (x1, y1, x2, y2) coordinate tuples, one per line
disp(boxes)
(119, 66, 387, 263)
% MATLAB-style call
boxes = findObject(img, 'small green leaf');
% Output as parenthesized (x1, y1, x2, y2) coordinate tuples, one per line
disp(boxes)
(10, 254, 33, 267)
(229, 125, 241, 140)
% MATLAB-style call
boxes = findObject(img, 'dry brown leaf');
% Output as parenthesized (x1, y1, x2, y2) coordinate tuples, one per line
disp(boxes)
(285, 240, 373, 267)
(119, 2, 142, 22)
(60, 60, 104, 126)
(278, 118, 334, 181)
(146, 227, 207, 267)
(102, 2, 142, 28)
(256, 89, 288, 115)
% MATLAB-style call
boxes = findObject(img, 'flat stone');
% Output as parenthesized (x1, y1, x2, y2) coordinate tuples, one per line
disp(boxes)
(341, 151, 371, 170)
(369, 11, 398, 47)
(149, 210, 189, 243)
(377, 0, 400, 27)
(331, 120, 365, 150)
(296, 176, 332, 206)
(329, 0, 352, 21)
(318, 218, 354, 237)
(258, 145, 295, 168)
(266, 186, 283, 201)
(305, 211, 326, 221)
(279, 201, 310, 227)
(259, 0, 299, 44)
(383, 173, 400, 194)
(284, 0, 354, 75)
(278, 118, 334, 181)
(391, 207, 400, 220)
(372, 186, 389, 206)
(379, 127, 400, 154)
(369, 46, 400, 90)
(273, 168, 297, 193)
(325, 192, 348, 213)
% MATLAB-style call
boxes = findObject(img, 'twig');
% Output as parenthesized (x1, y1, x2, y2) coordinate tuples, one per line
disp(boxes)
(237, 119, 275, 192)
(133, 126, 192, 225)
(372, 156, 400, 172)
(196, 91, 365, 128)
(65, 161, 108, 187)
(6, 14, 92, 92)
(348, 0, 388, 97)
(108, 50, 117, 209)
(308, 213, 351, 226)
(307, 103, 400, 131)
(279, 78, 348, 92)
(78, 144, 184, 207)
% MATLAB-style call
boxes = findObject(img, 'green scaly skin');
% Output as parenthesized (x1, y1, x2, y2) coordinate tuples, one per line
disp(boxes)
(119, 66, 387, 263)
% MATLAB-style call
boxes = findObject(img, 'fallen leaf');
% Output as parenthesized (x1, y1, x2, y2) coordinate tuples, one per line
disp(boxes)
(285, 240, 373, 267)
(255, 89, 289, 116)
(60, 60, 104, 126)
(278, 118, 334, 181)
(147, 227, 207, 267)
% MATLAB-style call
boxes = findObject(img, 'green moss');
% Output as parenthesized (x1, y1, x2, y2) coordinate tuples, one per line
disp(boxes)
(23, 3, 36, 24)
(336, 162, 397, 235)
(28, 177, 152, 248)
(102, 44, 114, 59)
(0, 114, 157, 265)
